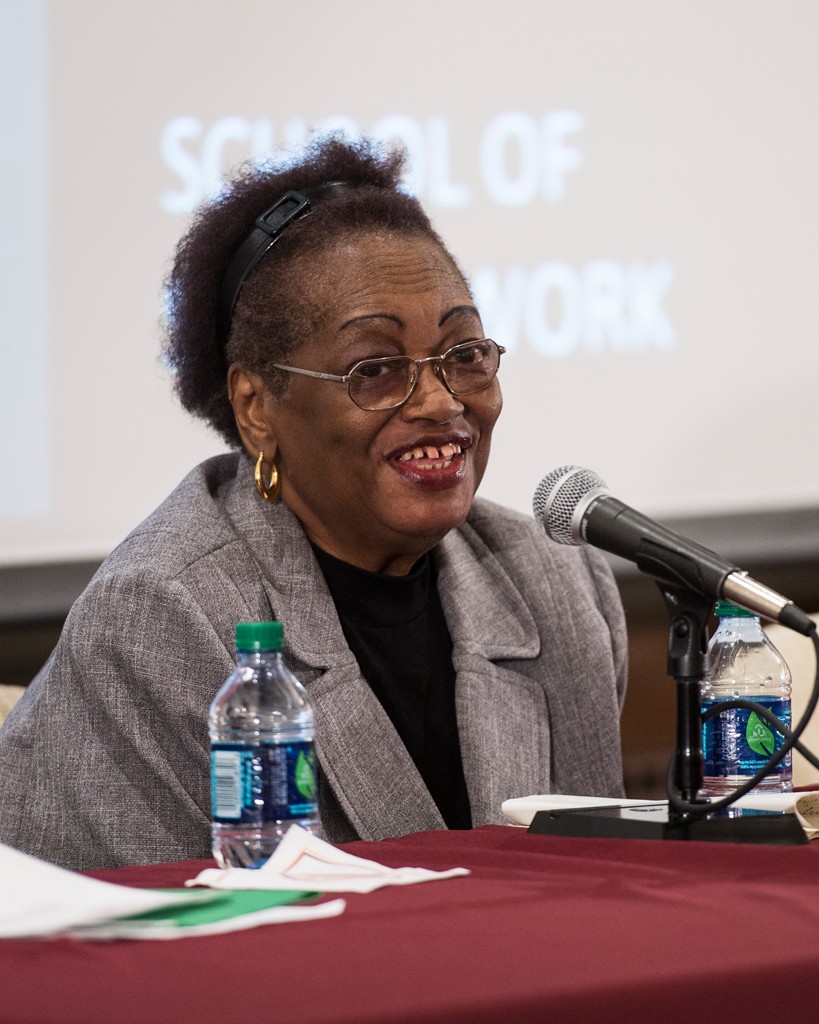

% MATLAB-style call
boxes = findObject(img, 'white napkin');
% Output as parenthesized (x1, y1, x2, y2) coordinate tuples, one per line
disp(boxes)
(186, 825, 470, 893)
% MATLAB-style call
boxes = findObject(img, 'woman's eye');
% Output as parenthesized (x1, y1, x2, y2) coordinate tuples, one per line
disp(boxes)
(353, 359, 405, 379)
(448, 342, 484, 365)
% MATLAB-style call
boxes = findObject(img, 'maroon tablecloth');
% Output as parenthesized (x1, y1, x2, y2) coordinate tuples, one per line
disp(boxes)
(3, 825, 818, 1024)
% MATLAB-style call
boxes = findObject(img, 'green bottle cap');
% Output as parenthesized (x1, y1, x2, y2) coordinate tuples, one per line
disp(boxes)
(235, 621, 284, 651)
(715, 600, 754, 618)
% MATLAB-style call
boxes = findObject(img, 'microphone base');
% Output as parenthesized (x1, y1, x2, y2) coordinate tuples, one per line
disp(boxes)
(527, 804, 808, 846)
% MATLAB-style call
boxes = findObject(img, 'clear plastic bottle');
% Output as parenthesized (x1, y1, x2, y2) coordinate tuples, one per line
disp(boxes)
(209, 621, 318, 868)
(700, 600, 792, 795)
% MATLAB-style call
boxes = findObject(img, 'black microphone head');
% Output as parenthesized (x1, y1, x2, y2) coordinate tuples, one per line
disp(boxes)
(532, 465, 609, 545)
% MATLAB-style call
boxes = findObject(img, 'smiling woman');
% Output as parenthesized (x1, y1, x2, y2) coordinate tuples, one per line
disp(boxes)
(0, 137, 627, 870)
(231, 235, 502, 576)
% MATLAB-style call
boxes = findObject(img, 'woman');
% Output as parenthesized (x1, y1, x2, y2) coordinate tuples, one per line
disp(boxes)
(0, 138, 627, 870)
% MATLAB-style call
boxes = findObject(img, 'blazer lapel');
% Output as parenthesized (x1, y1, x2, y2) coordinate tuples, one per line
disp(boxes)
(437, 524, 547, 824)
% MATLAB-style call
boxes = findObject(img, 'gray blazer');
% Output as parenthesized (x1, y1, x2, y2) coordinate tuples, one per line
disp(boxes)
(0, 454, 627, 870)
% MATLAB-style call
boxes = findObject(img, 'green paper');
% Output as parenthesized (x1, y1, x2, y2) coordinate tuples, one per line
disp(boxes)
(117, 888, 317, 929)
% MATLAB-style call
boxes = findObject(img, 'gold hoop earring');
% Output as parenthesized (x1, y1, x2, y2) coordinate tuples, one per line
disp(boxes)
(254, 451, 280, 502)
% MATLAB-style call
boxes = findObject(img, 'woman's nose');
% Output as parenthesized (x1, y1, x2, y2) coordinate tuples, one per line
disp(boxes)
(401, 360, 463, 420)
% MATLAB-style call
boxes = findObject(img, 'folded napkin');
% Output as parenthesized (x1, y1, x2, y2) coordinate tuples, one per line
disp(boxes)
(187, 825, 470, 893)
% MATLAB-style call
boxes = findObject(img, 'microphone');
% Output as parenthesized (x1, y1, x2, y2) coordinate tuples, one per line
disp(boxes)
(533, 465, 816, 636)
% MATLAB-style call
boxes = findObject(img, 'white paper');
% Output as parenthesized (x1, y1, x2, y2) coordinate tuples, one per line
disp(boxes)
(70, 898, 347, 941)
(501, 794, 667, 827)
(0, 842, 217, 938)
(502, 791, 819, 839)
(186, 825, 470, 893)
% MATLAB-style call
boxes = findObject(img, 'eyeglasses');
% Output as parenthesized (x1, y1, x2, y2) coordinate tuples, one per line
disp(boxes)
(270, 338, 505, 412)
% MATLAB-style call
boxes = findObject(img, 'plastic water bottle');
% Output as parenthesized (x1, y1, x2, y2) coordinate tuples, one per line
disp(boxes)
(209, 621, 318, 867)
(700, 601, 792, 795)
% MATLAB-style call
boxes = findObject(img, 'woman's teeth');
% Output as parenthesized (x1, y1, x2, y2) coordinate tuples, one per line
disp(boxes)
(397, 443, 463, 470)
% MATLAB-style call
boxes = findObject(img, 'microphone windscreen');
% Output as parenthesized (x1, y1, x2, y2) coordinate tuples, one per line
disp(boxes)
(532, 465, 608, 545)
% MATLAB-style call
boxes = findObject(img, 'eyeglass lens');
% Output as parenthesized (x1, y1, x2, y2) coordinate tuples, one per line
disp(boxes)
(348, 340, 501, 411)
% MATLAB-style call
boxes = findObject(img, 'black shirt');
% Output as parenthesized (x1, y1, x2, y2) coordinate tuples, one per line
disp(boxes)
(312, 545, 472, 830)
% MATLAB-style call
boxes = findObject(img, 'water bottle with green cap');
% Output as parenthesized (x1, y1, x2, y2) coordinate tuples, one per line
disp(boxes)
(700, 601, 793, 795)
(209, 621, 318, 867)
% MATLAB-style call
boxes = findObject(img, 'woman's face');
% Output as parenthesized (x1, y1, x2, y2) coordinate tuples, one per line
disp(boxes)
(260, 232, 503, 575)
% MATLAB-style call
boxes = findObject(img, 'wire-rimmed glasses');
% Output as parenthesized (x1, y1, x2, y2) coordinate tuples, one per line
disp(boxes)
(270, 338, 505, 411)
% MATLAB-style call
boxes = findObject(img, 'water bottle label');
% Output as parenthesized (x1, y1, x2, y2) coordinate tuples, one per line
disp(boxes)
(701, 697, 792, 779)
(210, 741, 318, 824)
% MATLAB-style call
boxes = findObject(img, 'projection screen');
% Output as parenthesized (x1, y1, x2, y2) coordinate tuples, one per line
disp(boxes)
(2, 0, 818, 585)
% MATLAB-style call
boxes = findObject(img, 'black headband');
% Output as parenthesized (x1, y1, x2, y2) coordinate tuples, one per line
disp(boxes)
(217, 181, 350, 348)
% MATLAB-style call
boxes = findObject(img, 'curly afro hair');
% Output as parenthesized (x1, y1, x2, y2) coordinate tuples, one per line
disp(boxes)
(161, 136, 465, 448)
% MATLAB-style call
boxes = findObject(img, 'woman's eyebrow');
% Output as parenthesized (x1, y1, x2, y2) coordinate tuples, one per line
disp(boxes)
(439, 304, 481, 326)
(339, 304, 481, 332)
(339, 312, 404, 331)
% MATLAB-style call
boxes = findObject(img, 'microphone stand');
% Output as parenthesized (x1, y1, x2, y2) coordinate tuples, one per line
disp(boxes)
(660, 585, 710, 805)
(528, 582, 807, 845)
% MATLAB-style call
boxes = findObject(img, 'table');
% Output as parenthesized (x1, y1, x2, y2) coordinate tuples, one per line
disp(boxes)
(3, 825, 819, 1024)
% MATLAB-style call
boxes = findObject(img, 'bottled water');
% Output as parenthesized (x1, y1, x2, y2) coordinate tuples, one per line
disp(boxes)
(700, 601, 792, 795)
(209, 621, 318, 867)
